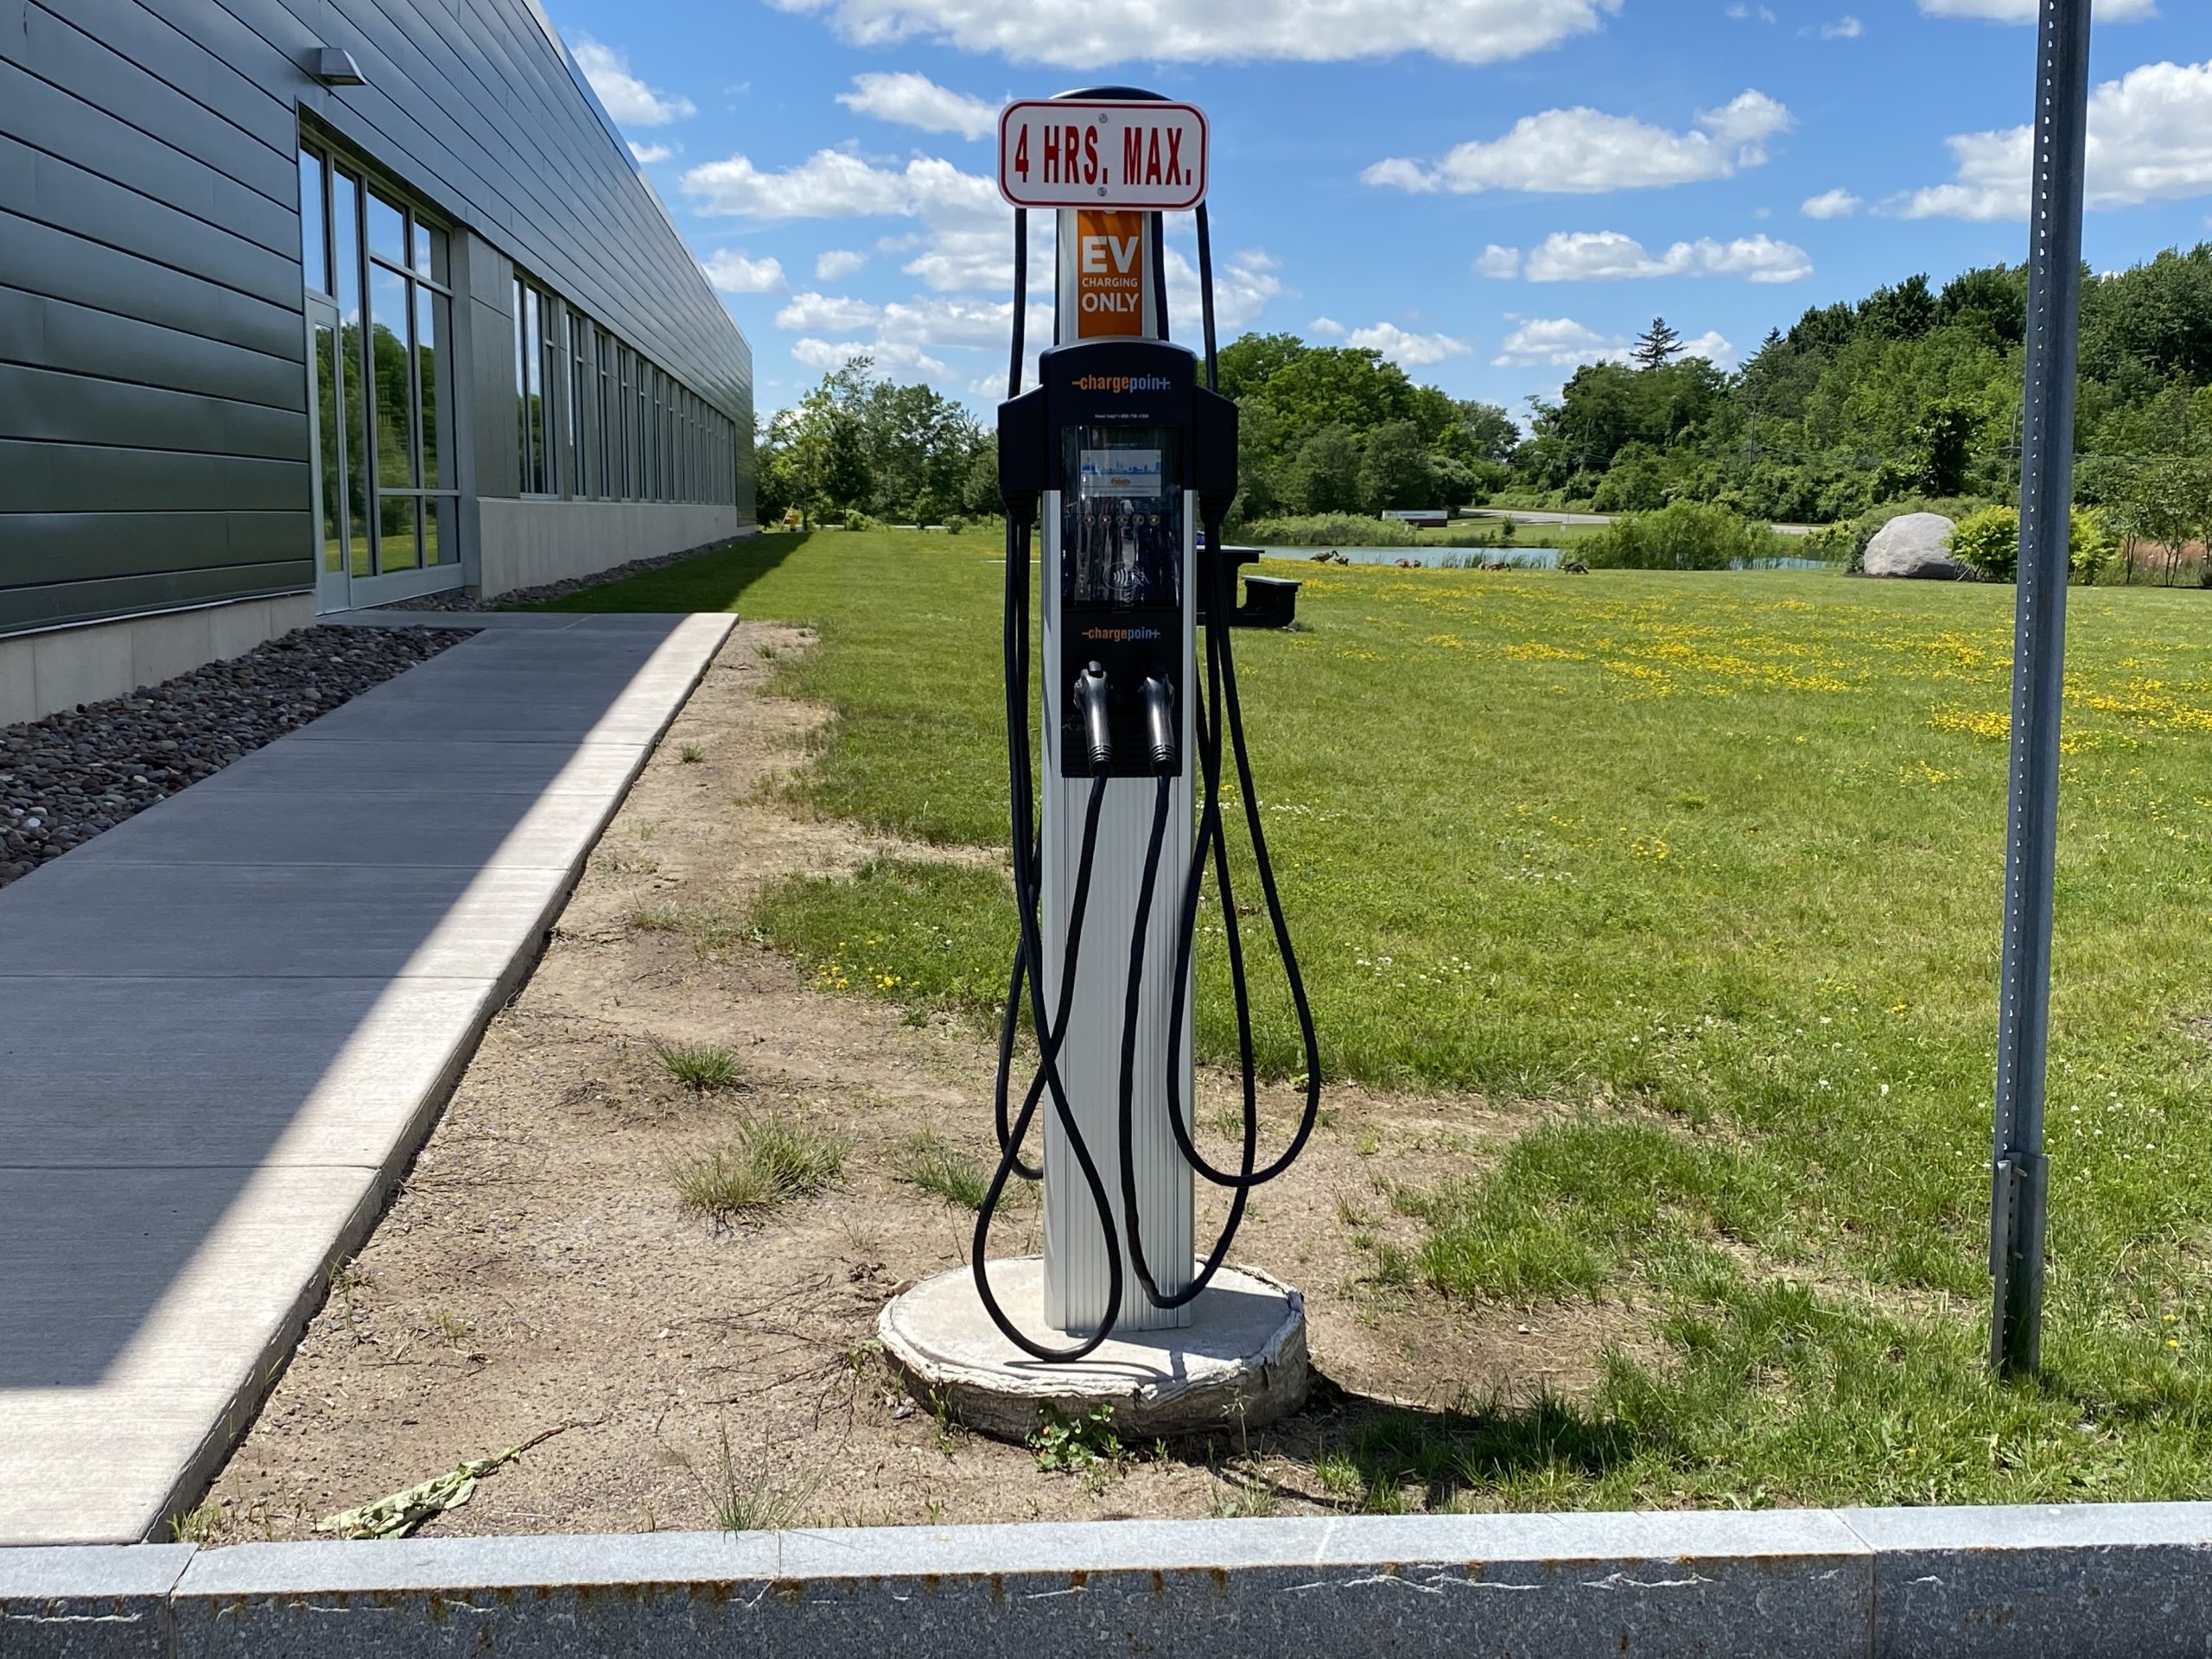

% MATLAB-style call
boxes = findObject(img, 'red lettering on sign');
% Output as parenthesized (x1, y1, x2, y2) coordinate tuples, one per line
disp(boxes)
(1122, 127, 1143, 188)
(1043, 124, 1061, 183)
(1065, 126, 1081, 185)
(1014, 125, 1029, 181)
(1166, 127, 1184, 186)
(1083, 127, 1098, 183)
(1144, 130, 1162, 187)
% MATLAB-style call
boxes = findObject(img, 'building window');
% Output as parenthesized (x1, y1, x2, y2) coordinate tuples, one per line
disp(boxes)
(569, 313, 592, 500)
(515, 279, 559, 496)
(302, 142, 454, 577)
(594, 327, 615, 499)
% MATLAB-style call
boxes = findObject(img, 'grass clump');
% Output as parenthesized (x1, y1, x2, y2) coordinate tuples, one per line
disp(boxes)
(1580, 500, 1802, 570)
(675, 1117, 847, 1224)
(1409, 1118, 1781, 1301)
(1242, 512, 1420, 548)
(894, 1133, 995, 1210)
(654, 1039, 742, 1092)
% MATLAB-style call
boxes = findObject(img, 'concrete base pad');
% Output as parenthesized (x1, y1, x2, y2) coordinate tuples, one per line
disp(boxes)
(879, 1259, 1307, 1441)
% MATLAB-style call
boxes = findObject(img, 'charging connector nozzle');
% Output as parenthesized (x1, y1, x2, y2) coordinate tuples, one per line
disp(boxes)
(1141, 673, 1177, 774)
(1074, 663, 1115, 774)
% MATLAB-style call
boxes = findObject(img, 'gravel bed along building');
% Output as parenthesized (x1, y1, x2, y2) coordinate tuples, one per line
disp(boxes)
(0, 626, 468, 890)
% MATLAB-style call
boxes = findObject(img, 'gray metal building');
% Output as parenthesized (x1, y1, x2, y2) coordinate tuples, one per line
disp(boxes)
(1, 0, 754, 723)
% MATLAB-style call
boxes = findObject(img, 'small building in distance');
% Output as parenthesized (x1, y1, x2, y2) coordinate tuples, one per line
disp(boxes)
(1380, 509, 1449, 531)
(2, 0, 754, 723)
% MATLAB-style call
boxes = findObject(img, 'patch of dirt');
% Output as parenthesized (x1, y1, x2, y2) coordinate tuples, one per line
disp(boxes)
(203, 623, 1651, 1542)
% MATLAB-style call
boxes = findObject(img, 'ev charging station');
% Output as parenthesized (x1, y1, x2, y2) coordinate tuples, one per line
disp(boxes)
(878, 90, 1322, 1433)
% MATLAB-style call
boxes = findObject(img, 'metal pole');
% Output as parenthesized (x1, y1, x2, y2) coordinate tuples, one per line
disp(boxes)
(1988, 0, 2092, 1377)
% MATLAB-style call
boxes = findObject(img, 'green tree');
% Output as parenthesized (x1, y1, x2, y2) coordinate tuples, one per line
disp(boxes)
(1911, 398, 1982, 496)
(1288, 425, 1363, 514)
(1357, 421, 1438, 512)
(1631, 316, 1685, 371)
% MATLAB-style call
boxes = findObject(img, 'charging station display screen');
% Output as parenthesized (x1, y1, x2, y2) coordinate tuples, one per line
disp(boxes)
(1063, 426, 1181, 611)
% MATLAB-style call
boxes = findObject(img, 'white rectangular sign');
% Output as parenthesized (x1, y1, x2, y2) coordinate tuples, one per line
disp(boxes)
(998, 99, 1208, 211)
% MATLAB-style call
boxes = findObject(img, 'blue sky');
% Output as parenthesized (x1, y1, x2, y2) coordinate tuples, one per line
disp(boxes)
(549, 0, 2211, 421)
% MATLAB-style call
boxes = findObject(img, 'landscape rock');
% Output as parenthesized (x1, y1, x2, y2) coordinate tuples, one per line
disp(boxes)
(0, 626, 465, 891)
(1864, 512, 1974, 580)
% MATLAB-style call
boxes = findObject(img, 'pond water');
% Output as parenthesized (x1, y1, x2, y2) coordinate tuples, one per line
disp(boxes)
(1248, 546, 1837, 574)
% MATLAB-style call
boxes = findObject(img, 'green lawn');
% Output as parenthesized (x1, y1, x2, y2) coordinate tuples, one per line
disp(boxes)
(550, 528, 2212, 1510)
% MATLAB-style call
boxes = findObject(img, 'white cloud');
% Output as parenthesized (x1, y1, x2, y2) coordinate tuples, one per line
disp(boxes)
(775, 291, 882, 332)
(1896, 58, 2212, 219)
(682, 148, 918, 218)
(628, 141, 675, 164)
(1726, 3, 1777, 19)
(792, 337, 950, 378)
(1310, 316, 1348, 338)
(1681, 330, 1736, 367)
(766, 0, 1621, 67)
(569, 35, 696, 127)
(1163, 245, 1284, 334)
(1801, 188, 1863, 218)
(838, 72, 1000, 140)
(1364, 90, 1792, 194)
(816, 249, 868, 281)
(1494, 316, 1629, 367)
(1344, 321, 1472, 366)
(1522, 230, 1812, 283)
(702, 251, 787, 294)
(1916, 0, 2153, 18)
(1821, 14, 1863, 36)
(1492, 317, 1732, 368)
(1475, 245, 1523, 279)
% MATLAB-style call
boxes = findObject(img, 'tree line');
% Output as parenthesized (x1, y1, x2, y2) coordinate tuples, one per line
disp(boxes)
(754, 241, 2212, 549)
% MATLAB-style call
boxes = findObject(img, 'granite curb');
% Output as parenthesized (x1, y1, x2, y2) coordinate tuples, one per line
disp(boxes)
(8, 1503, 2211, 1656)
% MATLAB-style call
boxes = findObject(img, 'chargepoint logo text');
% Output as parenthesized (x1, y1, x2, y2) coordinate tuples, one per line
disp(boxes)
(1071, 374, 1173, 395)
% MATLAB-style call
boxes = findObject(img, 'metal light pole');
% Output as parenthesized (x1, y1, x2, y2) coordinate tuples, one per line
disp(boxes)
(1987, 0, 2093, 1378)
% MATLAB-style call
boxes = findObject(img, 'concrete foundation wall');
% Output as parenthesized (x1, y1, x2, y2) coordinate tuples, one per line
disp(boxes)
(11, 1503, 2212, 1657)
(476, 501, 741, 599)
(0, 596, 314, 728)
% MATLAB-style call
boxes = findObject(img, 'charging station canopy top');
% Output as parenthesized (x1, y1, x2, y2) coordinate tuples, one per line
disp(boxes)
(998, 99, 1207, 211)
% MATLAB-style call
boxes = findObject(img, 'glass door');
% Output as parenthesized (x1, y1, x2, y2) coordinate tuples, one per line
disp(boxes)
(305, 292, 351, 613)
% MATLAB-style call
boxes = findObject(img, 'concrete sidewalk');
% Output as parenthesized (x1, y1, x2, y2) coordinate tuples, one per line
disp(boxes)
(0, 612, 733, 1546)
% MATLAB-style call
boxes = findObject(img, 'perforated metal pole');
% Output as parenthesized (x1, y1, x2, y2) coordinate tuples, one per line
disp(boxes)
(1988, 0, 2092, 1378)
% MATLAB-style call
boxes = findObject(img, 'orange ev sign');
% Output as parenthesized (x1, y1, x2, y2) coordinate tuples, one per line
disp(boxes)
(1072, 210, 1147, 337)
(998, 99, 1208, 211)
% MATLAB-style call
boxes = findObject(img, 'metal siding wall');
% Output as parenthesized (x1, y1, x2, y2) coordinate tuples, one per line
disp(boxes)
(0, 0, 752, 639)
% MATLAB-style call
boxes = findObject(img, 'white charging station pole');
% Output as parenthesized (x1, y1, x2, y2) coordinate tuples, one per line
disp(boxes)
(1008, 96, 1210, 1335)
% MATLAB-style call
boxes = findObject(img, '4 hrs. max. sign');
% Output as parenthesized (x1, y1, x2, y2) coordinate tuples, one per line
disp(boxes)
(998, 99, 1208, 212)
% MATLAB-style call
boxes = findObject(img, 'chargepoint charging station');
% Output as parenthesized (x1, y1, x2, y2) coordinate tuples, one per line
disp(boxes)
(879, 90, 1323, 1438)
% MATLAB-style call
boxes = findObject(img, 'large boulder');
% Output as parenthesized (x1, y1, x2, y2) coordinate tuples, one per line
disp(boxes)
(1864, 512, 1974, 580)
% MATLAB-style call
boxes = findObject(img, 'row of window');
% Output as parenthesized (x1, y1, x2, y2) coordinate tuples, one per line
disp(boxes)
(301, 143, 457, 579)
(513, 279, 735, 507)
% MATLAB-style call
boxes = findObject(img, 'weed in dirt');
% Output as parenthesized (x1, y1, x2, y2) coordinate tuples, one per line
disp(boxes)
(654, 1039, 743, 1092)
(168, 1499, 223, 1544)
(894, 1133, 992, 1211)
(1030, 1405, 1124, 1480)
(714, 1423, 812, 1533)
(754, 641, 780, 660)
(628, 904, 747, 953)
(675, 1118, 847, 1224)
(1313, 1453, 1361, 1501)
(432, 1310, 473, 1349)
(680, 743, 708, 764)
(1206, 1477, 1281, 1518)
